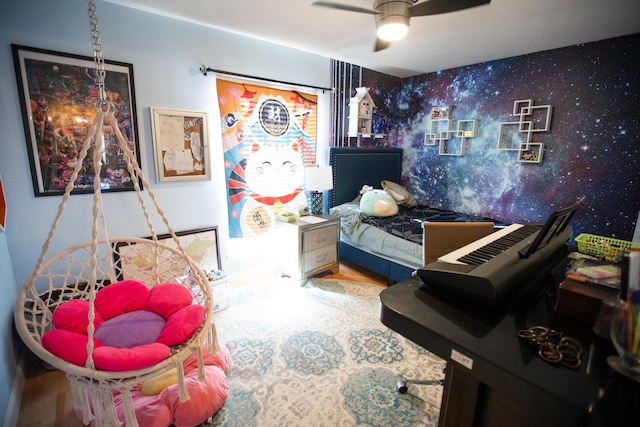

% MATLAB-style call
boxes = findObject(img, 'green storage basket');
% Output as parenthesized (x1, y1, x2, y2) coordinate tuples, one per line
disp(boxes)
(575, 233, 639, 260)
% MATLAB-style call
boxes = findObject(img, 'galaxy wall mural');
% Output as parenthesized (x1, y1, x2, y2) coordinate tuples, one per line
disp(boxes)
(360, 33, 639, 241)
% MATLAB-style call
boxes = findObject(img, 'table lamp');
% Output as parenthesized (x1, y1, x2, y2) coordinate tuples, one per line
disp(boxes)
(305, 166, 333, 215)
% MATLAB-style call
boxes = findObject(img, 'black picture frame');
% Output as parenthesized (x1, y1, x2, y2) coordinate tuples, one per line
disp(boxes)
(113, 226, 222, 282)
(11, 44, 141, 196)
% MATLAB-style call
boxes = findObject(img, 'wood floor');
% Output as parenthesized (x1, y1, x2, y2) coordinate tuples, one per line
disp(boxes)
(16, 261, 387, 426)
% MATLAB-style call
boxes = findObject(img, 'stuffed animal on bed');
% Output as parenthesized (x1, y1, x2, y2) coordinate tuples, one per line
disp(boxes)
(359, 185, 398, 217)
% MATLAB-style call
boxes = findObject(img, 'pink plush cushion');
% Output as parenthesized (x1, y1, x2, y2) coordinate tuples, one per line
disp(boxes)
(94, 310, 166, 348)
(156, 305, 205, 347)
(162, 345, 230, 426)
(77, 345, 231, 427)
(167, 364, 229, 426)
(111, 393, 172, 427)
(42, 280, 205, 372)
(52, 299, 104, 334)
(93, 343, 171, 371)
(95, 280, 150, 320)
(42, 329, 103, 367)
(146, 283, 194, 319)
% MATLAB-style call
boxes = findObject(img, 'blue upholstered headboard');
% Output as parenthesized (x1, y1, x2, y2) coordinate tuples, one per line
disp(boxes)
(328, 147, 403, 208)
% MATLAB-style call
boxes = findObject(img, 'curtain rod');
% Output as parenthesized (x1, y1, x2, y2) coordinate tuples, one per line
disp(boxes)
(199, 66, 333, 93)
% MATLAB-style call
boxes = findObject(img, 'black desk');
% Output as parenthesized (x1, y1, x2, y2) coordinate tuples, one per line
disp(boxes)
(380, 277, 636, 427)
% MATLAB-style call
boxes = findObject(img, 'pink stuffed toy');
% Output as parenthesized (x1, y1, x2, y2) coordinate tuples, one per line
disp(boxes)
(77, 345, 230, 427)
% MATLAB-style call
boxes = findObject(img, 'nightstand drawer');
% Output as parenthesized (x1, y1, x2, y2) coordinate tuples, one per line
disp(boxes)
(302, 224, 338, 253)
(277, 214, 339, 282)
(303, 245, 338, 272)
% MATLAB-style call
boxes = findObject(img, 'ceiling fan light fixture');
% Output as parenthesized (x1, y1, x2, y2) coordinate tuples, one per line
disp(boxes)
(377, 21, 409, 41)
(314, 0, 490, 51)
(374, 0, 411, 41)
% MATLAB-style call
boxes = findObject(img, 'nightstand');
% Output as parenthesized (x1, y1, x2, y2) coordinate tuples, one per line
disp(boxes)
(278, 214, 340, 282)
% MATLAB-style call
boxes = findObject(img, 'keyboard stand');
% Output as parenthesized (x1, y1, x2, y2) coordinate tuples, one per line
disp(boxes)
(379, 276, 624, 427)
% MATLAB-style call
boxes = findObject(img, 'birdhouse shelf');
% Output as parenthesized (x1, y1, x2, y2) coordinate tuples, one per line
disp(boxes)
(348, 87, 378, 137)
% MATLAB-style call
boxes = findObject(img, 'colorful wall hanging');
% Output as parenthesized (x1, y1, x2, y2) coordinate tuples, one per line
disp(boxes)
(217, 78, 318, 238)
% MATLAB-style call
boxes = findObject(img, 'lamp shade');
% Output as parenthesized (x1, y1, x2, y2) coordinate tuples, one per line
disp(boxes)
(305, 166, 333, 191)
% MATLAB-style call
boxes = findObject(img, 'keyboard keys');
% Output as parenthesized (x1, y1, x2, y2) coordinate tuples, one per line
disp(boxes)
(458, 225, 539, 265)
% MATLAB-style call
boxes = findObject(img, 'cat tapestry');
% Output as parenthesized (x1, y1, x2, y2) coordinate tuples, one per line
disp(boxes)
(217, 78, 318, 238)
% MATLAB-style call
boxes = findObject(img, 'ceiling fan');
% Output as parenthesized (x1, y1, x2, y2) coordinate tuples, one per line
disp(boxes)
(312, 0, 491, 51)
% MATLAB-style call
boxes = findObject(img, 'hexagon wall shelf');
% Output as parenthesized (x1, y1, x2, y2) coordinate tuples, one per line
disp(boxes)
(497, 99, 553, 163)
(424, 107, 477, 156)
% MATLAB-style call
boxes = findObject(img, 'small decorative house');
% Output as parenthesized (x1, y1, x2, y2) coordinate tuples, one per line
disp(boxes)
(348, 87, 377, 137)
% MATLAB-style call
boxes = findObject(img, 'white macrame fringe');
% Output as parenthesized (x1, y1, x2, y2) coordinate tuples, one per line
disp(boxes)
(89, 388, 105, 426)
(70, 376, 137, 427)
(92, 389, 109, 426)
(71, 380, 95, 425)
(121, 388, 138, 427)
(89, 387, 121, 427)
(208, 323, 219, 354)
(197, 346, 206, 382)
(176, 360, 189, 402)
(103, 389, 121, 427)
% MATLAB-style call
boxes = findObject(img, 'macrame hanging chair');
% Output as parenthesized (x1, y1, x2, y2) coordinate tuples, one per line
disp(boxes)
(13, 2, 217, 426)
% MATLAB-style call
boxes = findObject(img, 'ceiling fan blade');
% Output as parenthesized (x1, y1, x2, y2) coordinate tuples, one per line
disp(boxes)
(409, 0, 491, 17)
(374, 37, 391, 52)
(311, 1, 380, 15)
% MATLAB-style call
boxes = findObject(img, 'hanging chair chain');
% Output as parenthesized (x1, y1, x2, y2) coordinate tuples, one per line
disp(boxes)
(87, 0, 107, 102)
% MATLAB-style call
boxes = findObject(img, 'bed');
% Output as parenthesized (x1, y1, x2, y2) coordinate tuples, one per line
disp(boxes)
(328, 147, 502, 284)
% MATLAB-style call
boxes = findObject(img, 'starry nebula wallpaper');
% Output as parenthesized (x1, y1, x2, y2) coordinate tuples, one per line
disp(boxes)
(362, 33, 639, 241)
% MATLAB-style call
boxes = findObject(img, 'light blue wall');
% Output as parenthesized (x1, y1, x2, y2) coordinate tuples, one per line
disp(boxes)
(0, 230, 18, 425)
(0, 0, 331, 421)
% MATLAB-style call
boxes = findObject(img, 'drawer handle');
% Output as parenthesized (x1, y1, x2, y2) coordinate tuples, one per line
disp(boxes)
(315, 253, 327, 263)
(315, 236, 327, 244)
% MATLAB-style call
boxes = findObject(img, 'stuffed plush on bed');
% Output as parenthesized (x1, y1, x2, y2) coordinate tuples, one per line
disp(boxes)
(42, 279, 205, 371)
(359, 185, 398, 217)
(381, 180, 418, 207)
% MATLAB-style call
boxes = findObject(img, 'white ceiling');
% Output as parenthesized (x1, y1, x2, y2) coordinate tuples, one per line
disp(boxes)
(104, 0, 640, 78)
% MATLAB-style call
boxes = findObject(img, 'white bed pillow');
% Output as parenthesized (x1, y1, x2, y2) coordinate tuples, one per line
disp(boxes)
(381, 180, 418, 207)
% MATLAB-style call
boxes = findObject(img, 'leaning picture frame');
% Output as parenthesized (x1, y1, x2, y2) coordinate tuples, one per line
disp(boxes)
(11, 44, 141, 197)
(150, 107, 211, 183)
(114, 226, 221, 282)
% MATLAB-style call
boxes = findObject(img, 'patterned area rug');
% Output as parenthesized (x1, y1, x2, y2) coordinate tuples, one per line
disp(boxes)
(204, 277, 444, 427)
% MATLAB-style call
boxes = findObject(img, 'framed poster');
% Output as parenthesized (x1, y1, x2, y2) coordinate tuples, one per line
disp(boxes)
(11, 44, 140, 196)
(114, 226, 221, 282)
(150, 107, 210, 183)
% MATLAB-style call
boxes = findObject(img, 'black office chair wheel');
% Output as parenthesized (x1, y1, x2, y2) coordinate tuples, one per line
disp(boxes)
(397, 364, 446, 394)
(396, 378, 445, 394)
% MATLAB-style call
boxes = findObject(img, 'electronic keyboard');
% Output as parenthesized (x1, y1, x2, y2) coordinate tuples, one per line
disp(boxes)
(437, 223, 539, 265)
(417, 223, 573, 308)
